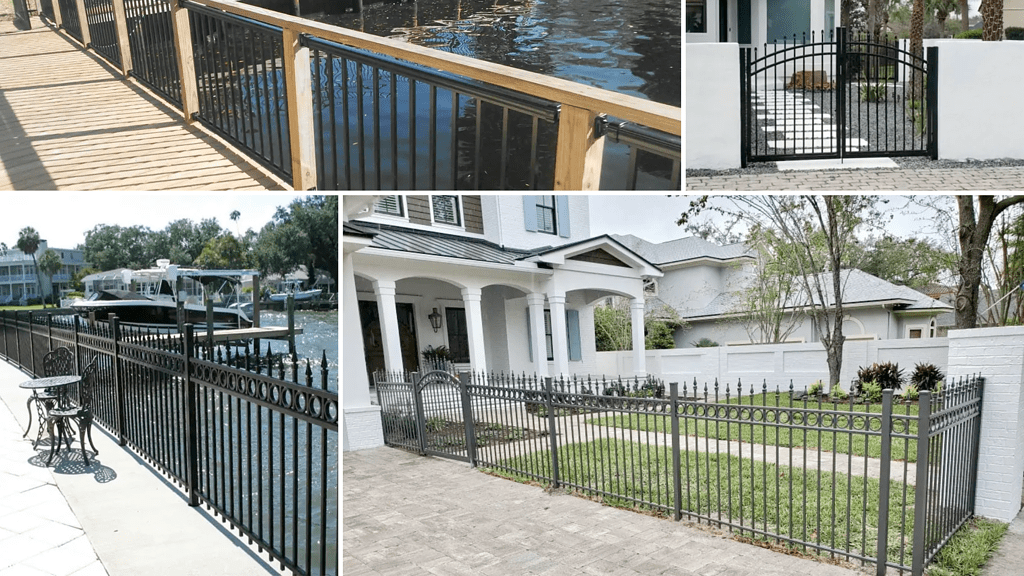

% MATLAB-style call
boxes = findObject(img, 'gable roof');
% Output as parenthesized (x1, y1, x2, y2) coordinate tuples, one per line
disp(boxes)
(610, 234, 753, 266)
(681, 268, 952, 320)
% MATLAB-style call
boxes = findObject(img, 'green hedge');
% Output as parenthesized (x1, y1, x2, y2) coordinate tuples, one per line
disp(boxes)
(1007, 27, 1024, 40)
(955, 29, 984, 39)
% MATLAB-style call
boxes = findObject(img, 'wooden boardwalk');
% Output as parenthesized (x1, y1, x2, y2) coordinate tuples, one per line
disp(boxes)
(0, 18, 288, 191)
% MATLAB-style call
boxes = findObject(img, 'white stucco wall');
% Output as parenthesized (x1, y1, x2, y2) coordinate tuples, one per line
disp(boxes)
(481, 195, 591, 251)
(686, 43, 742, 169)
(936, 40, 1024, 160)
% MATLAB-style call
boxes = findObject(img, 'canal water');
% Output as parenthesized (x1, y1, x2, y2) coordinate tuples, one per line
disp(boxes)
(256, 309, 338, 392)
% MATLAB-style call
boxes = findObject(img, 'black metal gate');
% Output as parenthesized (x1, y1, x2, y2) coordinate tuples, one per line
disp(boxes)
(13, 0, 33, 30)
(375, 369, 474, 463)
(741, 27, 937, 166)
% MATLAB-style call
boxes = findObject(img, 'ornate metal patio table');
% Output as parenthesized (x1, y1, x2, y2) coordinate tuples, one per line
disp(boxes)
(19, 374, 82, 452)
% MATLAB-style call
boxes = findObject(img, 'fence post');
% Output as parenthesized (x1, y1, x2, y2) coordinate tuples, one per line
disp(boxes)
(670, 381, 682, 521)
(110, 0, 132, 77)
(15, 311, 23, 370)
(73, 0, 90, 46)
(553, 105, 605, 190)
(50, 0, 63, 27)
(458, 372, 477, 467)
(46, 313, 53, 352)
(926, 46, 938, 160)
(545, 377, 560, 488)
(111, 316, 127, 446)
(281, 26, 317, 190)
(169, 0, 200, 123)
(411, 372, 428, 456)
(875, 389, 894, 576)
(71, 315, 81, 375)
(183, 324, 200, 507)
(911, 390, 932, 576)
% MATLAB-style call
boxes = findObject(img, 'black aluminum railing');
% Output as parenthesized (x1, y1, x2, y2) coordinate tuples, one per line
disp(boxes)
(123, 0, 181, 105)
(1, 311, 338, 576)
(84, 0, 122, 67)
(375, 370, 983, 576)
(601, 118, 681, 190)
(56, 0, 83, 42)
(185, 1, 292, 180)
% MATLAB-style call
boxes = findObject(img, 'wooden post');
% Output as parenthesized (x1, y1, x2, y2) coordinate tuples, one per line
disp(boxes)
(169, 0, 200, 123)
(111, 0, 133, 76)
(282, 27, 317, 190)
(74, 0, 91, 46)
(553, 105, 604, 190)
(51, 0, 64, 28)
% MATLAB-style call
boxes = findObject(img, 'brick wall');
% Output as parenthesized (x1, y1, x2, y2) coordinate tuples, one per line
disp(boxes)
(344, 405, 384, 451)
(947, 326, 1024, 522)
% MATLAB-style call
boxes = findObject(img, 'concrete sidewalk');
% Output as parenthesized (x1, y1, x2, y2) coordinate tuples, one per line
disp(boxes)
(0, 359, 281, 576)
(344, 446, 867, 576)
(982, 504, 1024, 576)
(686, 165, 1024, 191)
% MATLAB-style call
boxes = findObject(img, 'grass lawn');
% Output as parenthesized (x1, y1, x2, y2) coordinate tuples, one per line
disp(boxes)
(0, 305, 47, 311)
(489, 438, 917, 564)
(590, 392, 922, 462)
(928, 517, 1008, 576)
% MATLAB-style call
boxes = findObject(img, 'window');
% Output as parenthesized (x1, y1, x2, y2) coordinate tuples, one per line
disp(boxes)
(445, 308, 470, 363)
(536, 196, 557, 235)
(543, 310, 554, 361)
(526, 307, 581, 363)
(909, 329, 923, 339)
(687, 0, 706, 33)
(432, 196, 461, 226)
(374, 195, 404, 217)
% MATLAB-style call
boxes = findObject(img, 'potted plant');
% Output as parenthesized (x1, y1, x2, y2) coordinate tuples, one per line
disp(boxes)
(421, 345, 451, 370)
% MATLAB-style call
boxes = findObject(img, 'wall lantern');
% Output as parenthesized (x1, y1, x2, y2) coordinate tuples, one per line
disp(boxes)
(428, 308, 443, 333)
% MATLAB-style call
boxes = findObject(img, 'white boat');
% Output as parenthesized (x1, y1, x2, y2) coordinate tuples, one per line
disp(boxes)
(269, 280, 322, 302)
(72, 260, 256, 330)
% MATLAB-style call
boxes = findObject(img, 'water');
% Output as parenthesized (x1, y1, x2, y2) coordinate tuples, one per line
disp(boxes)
(256, 310, 339, 393)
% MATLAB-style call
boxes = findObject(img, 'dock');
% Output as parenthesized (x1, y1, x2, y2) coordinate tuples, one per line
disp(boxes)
(194, 325, 303, 343)
(0, 18, 288, 190)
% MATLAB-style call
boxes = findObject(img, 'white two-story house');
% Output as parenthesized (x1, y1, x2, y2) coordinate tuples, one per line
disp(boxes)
(342, 195, 662, 451)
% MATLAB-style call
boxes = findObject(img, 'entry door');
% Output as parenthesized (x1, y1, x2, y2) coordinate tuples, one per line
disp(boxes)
(358, 300, 419, 380)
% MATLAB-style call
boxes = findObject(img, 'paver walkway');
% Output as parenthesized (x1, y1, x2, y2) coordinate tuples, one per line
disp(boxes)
(686, 165, 1024, 190)
(344, 446, 866, 576)
(0, 17, 287, 190)
(981, 500, 1024, 576)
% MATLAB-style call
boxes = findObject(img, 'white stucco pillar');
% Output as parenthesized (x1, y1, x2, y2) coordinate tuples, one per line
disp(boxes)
(342, 248, 382, 451)
(549, 293, 569, 378)
(461, 287, 488, 376)
(527, 293, 548, 379)
(630, 298, 647, 377)
(372, 280, 404, 373)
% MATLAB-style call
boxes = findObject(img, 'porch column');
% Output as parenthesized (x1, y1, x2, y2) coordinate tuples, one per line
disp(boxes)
(342, 249, 383, 450)
(630, 298, 647, 377)
(549, 293, 569, 378)
(372, 280, 404, 373)
(461, 287, 487, 376)
(527, 293, 548, 379)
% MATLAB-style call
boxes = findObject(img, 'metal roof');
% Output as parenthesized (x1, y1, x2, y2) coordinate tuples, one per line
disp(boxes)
(347, 221, 534, 264)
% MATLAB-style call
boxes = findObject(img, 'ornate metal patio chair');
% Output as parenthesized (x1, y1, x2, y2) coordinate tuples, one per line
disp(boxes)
(25, 346, 76, 447)
(46, 359, 98, 467)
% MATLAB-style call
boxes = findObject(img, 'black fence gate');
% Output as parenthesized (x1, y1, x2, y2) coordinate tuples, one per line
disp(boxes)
(741, 27, 937, 166)
(375, 369, 474, 463)
(13, 0, 32, 30)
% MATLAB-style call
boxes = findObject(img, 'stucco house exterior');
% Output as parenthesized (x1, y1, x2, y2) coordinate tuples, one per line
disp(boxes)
(610, 234, 953, 348)
(0, 241, 87, 305)
(687, 0, 840, 46)
(342, 195, 661, 451)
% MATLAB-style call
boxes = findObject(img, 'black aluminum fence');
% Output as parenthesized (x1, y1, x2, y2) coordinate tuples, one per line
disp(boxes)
(123, 0, 181, 105)
(741, 27, 937, 166)
(84, 0, 122, 67)
(374, 370, 983, 576)
(0, 311, 338, 576)
(185, 1, 292, 180)
(56, 0, 83, 42)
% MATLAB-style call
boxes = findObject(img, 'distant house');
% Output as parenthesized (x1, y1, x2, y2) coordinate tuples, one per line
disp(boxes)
(342, 195, 661, 451)
(1007, 0, 1024, 29)
(610, 234, 952, 347)
(687, 0, 839, 46)
(0, 241, 86, 305)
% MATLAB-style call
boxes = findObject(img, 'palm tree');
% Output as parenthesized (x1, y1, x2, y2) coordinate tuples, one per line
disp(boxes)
(230, 210, 241, 236)
(37, 249, 63, 308)
(980, 0, 1003, 40)
(15, 227, 44, 306)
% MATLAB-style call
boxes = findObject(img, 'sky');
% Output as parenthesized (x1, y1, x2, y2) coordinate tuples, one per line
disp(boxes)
(588, 194, 956, 245)
(0, 193, 308, 251)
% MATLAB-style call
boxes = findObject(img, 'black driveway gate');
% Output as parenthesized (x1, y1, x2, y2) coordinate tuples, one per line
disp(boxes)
(741, 27, 937, 166)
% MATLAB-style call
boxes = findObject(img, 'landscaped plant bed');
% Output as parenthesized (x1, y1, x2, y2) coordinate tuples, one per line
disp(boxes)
(421, 418, 545, 450)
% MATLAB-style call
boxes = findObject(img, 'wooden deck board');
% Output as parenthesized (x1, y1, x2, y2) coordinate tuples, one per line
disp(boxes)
(0, 18, 289, 191)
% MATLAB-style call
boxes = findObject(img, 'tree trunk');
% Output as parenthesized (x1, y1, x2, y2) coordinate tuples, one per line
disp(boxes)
(825, 198, 845, 390)
(959, 0, 969, 31)
(980, 0, 1004, 40)
(957, 196, 997, 329)
(908, 0, 925, 101)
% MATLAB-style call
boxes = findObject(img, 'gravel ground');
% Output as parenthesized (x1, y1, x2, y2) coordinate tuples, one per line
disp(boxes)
(687, 156, 1024, 179)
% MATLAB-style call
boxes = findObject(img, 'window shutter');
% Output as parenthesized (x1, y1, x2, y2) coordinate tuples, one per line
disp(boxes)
(566, 309, 581, 361)
(525, 308, 532, 362)
(523, 195, 538, 232)
(556, 196, 570, 238)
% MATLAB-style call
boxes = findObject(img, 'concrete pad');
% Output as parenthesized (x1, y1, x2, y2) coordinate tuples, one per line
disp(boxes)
(777, 157, 900, 171)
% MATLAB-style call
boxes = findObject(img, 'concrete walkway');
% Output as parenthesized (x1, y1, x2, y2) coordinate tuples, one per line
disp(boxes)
(0, 359, 281, 576)
(344, 446, 867, 576)
(686, 165, 1024, 191)
(981, 504, 1024, 576)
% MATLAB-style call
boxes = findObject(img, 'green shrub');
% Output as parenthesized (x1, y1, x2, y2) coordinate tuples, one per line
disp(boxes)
(860, 381, 883, 403)
(955, 29, 984, 39)
(903, 384, 920, 402)
(857, 361, 904, 391)
(808, 380, 824, 396)
(830, 384, 849, 401)
(910, 362, 944, 392)
(1006, 27, 1024, 40)
(691, 337, 719, 347)
(859, 83, 887, 102)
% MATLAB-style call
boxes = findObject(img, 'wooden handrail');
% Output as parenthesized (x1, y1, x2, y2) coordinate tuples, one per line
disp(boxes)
(185, 0, 681, 137)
